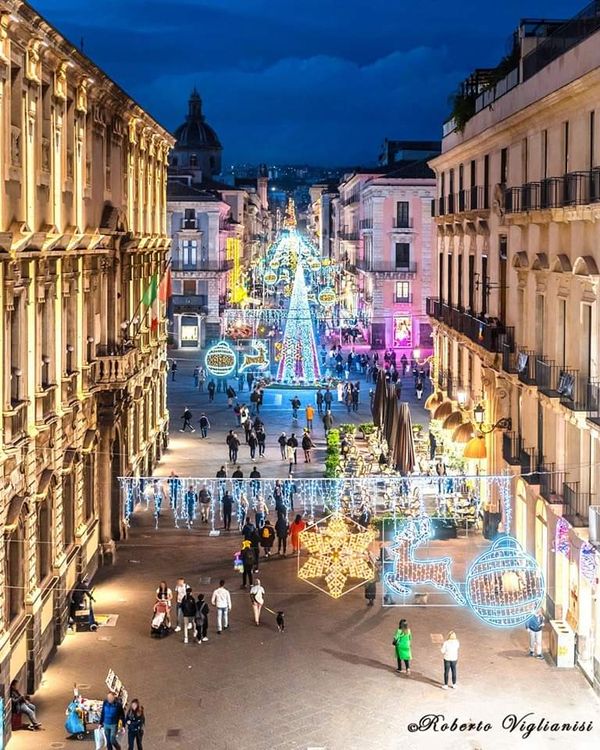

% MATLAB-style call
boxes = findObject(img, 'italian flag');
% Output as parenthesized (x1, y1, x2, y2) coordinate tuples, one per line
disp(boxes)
(143, 267, 172, 333)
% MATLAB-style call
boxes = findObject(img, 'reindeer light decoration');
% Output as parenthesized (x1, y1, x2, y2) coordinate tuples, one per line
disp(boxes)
(383, 516, 466, 605)
(239, 340, 269, 372)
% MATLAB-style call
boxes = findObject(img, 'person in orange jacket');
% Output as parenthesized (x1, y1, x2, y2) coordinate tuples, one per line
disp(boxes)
(288, 514, 307, 554)
(305, 404, 315, 430)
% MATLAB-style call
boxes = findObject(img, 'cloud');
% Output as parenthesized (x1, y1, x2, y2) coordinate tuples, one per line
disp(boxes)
(31, 0, 585, 163)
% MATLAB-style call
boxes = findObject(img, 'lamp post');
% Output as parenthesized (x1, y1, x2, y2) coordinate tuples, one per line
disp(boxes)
(473, 402, 512, 433)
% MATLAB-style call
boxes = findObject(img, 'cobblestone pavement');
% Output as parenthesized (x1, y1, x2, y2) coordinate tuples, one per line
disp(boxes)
(12, 351, 600, 750)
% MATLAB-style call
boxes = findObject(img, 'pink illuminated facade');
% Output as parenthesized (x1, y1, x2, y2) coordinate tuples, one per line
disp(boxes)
(331, 151, 438, 355)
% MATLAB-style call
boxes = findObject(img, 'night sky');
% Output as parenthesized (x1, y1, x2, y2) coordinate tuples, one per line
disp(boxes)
(35, 0, 584, 166)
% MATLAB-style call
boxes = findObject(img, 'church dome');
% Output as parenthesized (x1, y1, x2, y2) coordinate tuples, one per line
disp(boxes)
(173, 89, 222, 151)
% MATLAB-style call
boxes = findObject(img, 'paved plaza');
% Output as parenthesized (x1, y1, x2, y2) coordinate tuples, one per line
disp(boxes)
(12, 353, 600, 750)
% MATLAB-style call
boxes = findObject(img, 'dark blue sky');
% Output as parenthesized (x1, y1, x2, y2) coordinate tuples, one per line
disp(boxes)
(36, 0, 583, 165)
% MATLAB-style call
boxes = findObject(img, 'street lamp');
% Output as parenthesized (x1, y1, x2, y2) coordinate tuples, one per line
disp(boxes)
(473, 402, 512, 433)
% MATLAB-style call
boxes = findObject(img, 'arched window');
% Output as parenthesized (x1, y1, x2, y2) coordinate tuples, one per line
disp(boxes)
(190, 154, 198, 167)
(62, 474, 75, 548)
(83, 453, 95, 523)
(37, 494, 52, 583)
(5, 503, 26, 624)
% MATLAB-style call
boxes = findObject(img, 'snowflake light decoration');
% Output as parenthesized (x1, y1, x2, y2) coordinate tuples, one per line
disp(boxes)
(298, 513, 376, 599)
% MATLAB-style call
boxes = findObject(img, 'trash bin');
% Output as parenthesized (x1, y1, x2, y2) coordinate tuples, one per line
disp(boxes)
(549, 619, 575, 667)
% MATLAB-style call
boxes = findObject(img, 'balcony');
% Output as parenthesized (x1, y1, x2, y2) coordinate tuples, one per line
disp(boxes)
(3, 401, 27, 444)
(434, 186, 489, 217)
(535, 358, 564, 397)
(172, 259, 233, 272)
(394, 294, 413, 304)
(501, 328, 517, 373)
(538, 462, 567, 503)
(502, 432, 523, 466)
(560, 373, 600, 412)
(563, 481, 594, 527)
(522, 448, 542, 485)
(339, 231, 360, 241)
(425, 298, 508, 353)
(426, 297, 441, 319)
(35, 385, 57, 424)
(392, 218, 414, 230)
(356, 260, 417, 276)
(359, 218, 373, 229)
(505, 169, 600, 215)
(516, 349, 537, 385)
(90, 348, 140, 390)
(61, 372, 79, 405)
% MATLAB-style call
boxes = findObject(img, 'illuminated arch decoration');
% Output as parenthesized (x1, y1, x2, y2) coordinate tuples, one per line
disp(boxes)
(239, 340, 269, 372)
(298, 513, 376, 599)
(555, 517, 570, 557)
(383, 516, 466, 605)
(465, 536, 545, 627)
(580, 543, 597, 582)
(205, 340, 237, 378)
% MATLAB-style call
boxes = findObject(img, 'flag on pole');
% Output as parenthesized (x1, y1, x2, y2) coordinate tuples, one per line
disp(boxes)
(151, 266, 172, 333)
(142, 275, 158, 307)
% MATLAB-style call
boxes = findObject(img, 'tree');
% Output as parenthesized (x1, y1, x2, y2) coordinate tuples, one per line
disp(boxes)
(277, 262, 321, 383)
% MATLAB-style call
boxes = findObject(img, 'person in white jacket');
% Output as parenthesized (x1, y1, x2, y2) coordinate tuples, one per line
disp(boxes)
(211, 580, 232, 633)
(441, 631, 460, 689)
(249, 579, 265, 626)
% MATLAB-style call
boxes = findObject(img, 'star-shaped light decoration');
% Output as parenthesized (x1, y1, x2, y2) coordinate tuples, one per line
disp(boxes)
(298, 513, 376, 599)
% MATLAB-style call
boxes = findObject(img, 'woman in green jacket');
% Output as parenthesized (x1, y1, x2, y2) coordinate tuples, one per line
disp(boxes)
(393, 619, 412, 674)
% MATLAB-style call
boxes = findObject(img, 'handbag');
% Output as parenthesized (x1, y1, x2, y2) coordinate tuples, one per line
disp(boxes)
(94, 727, 107, 750)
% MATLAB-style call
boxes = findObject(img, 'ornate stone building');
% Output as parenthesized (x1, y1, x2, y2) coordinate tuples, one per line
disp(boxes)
(428, 6, 600, 692)
(0, 0, 173, 726)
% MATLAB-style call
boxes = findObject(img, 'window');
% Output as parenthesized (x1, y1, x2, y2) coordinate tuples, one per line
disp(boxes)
(189, 154, 198, 167)
(183, 208, 196, 229)
(395, 281, 410, 302)
(563, 121, 570, 174)
(395, 201, 409, 228)
(522, 137, 528, 183)
(84, 454, 95, 523)
(37, 495, 51, 583)
(393, 316, 412, 346)
(395, 243, 410, 269)
(590, 111, 595, 170)
(181, 239, 197, 268)
(500, 148, 508, 185)
(483, 154, 490, 208)
(5, 515, 25, 624)
(542, 129, 548, 179)
(62, 474, 74, 549)
(183, 280, 196, 295)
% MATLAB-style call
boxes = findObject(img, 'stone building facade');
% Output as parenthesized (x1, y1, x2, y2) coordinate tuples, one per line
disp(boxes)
(0, 1, 173, 733)
(428, 6, 600, 693)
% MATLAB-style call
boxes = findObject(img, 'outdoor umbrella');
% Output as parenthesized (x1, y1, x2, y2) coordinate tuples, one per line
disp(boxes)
(372, 368, 386, 428)
(393, 402, 416, 475)
(384, 383, 398, 448)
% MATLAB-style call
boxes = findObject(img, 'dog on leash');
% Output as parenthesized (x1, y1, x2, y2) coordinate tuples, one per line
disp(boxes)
(276, 611, 285, 632)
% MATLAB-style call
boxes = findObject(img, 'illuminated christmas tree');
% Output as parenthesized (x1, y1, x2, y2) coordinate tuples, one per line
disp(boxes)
(277, 262, 321, 383)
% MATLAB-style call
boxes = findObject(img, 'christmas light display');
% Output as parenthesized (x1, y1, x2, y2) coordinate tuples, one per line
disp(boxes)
(580, 543, 597, 582)
(318, 287, 336, 307)
(205, 340, 237, 377)
(277, 262, 321, 384)
(383, 517, 466, 605)
(298, 513, 376, 599)
(465, 536, 545, 627)
(239, 340, 270, 372)
(555, 517, 570, 556)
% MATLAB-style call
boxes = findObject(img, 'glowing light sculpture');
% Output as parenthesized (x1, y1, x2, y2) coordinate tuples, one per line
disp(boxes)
(277, 262, 321, 384)
(465, 536, 545, 627)
(239, 340, 269, 372)
(205, 340, 237, 378)
(383, 516, 466, 605)
(298, 513, 376, 599)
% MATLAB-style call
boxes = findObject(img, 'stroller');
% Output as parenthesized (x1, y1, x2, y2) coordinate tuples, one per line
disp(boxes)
(65, 695, 102, 740)
(150, 600, 170, 638)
